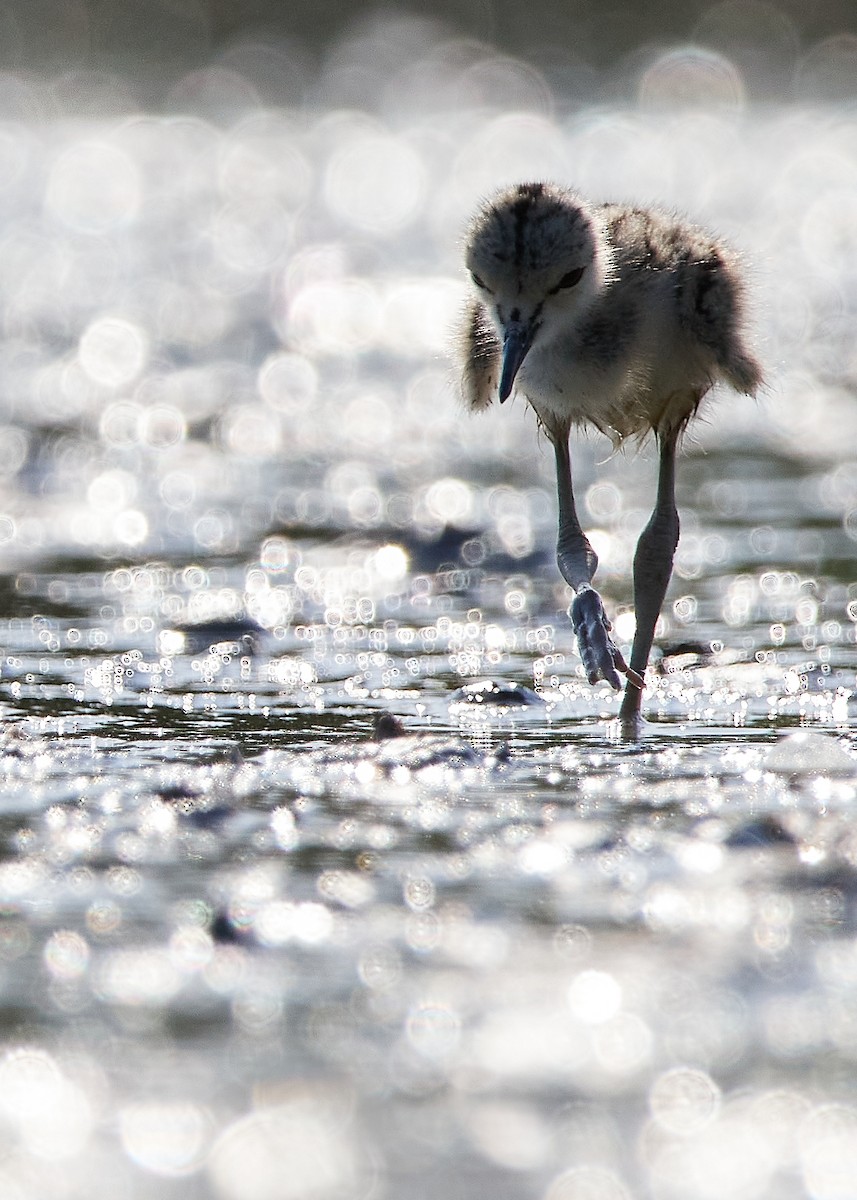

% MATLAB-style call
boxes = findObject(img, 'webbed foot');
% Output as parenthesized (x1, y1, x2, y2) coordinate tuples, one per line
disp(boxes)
(570, 586, 644, 692)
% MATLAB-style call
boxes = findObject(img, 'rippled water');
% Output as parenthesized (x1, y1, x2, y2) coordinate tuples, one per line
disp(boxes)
(2, 13, 857, 1200)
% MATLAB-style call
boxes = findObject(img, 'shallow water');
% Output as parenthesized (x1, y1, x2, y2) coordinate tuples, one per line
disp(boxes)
(2, 15, 857, 1200)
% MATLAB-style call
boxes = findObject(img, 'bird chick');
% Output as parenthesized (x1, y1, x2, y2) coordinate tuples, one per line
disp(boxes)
(459, 181, 761, 727)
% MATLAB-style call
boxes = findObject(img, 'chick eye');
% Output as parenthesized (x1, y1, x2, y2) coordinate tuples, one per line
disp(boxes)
(552, 266, 585, 292)
(470, 271, 489, 291)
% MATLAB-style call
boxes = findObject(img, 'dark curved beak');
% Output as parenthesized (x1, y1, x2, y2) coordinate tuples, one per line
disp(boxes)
(499, 323, 535, 403)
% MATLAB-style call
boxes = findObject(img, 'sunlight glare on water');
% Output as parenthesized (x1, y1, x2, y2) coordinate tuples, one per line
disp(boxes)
(0, 7, 855, 1199)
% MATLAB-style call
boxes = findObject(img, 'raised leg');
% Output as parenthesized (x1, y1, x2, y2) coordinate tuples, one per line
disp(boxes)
(552, 431, 640, 691)
(553, 430, 597, 589)
(618, 431, 681, 723)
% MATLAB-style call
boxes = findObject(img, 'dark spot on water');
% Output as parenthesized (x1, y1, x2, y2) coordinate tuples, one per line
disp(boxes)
(725, 816, 796, 848)
(450, 678, 546, 707)
(373, 712, 407, 741)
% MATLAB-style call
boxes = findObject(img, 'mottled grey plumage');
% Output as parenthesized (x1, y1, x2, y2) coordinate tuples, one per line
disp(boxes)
(458, 181, 761, 727)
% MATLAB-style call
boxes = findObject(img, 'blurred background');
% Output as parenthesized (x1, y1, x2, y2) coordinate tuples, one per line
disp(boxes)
(10, 0, 857, 102)
(2, 0, 857, 580)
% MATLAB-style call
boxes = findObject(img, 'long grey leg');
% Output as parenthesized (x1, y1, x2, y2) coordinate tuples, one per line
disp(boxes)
(552, 432, 637, 691)
(619, 431, 680, 721)
(554, 431, 597, 589)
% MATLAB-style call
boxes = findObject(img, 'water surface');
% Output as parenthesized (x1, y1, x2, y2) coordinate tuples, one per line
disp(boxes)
(0, 18, 856, 1200)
